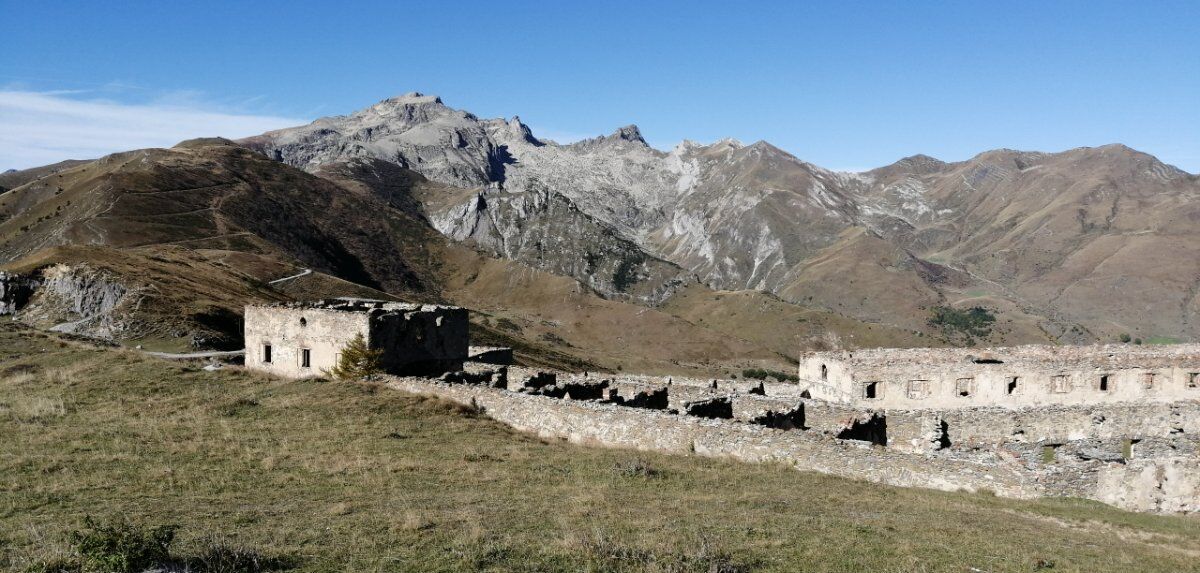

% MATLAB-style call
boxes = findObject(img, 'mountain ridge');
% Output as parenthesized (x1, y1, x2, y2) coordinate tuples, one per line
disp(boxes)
(240, 93, 1200, 344)
(6, 91, 1198, 357)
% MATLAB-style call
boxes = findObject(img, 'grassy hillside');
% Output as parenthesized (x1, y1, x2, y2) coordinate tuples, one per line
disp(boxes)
(3, 324, 1199, 572)
(661, 285, 933, 355)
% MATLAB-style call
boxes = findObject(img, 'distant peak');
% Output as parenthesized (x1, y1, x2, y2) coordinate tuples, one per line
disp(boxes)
(506, 116, 540, 145)
(746, 140, 780, 151)
(570, 124, 648, 149)
(377, 92, 444, 106)
(889, 154, 947, 174)
(610, 124, 646, 144)
(172, 137, 237, 150)
(897, 154, 940, 165)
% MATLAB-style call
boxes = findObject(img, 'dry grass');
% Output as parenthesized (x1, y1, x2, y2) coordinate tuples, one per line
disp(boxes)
(2, 322, 1199, 572)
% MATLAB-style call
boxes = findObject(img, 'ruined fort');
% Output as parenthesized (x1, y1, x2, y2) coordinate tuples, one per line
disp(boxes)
(245, 301, 1200, 514)
(244, 299, 469, 378)
(799, 344, 1200, 409)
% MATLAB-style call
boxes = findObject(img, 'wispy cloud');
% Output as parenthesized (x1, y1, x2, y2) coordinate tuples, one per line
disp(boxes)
(0, 90, 308, 170)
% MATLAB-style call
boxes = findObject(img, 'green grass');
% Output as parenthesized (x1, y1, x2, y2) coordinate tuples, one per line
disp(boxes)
(1143, 336, 1184, 345)
(2, 323, 1199, 572)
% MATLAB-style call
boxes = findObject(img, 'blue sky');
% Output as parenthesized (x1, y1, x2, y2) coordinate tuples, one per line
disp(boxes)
(2, 0, 1198, 172)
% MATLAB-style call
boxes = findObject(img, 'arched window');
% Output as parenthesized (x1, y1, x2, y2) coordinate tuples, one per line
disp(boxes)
(820, 364, 828, 380)
(299, 317, 308, 327)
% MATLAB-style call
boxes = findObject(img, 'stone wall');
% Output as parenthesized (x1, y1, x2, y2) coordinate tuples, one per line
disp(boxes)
(936, 402, 1200, 447)
(245, 305, 369, 378)
(801, 343, 1200, 410)
(381, 371, 1200, 513)
(385, 376, 1036, 499)
(244, 300, 468, 378)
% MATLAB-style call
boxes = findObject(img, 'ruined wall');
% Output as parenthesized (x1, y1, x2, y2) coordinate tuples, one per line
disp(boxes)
(245, 302, 469, 378)
(1093, 459, 1200, 513)
(244, 306, 369, 378)
(370, 305, 468, 375)
(801, 344, 1200, 410)
(383, 370, 1200, 513)
(936, 402, 1200, 446)
(385, 376, 1036, 499)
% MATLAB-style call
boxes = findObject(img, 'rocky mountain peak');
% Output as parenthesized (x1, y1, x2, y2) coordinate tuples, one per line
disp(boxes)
(610, 125, 647, 145)
(379, 92, 444, 106)
(566, 124, 651, 151)
(894, 154, 946, 173)
(504, 116, 540, 145)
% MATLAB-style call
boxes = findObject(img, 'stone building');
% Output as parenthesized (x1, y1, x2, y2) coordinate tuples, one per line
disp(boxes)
(798, 343, 1200, 409)
(244, 299, 469, 378)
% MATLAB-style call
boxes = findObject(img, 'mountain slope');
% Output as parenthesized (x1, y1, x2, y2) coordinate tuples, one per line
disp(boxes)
(0, 138, 812, 374)
(856, 145, 1200, 340)
(243, 93, 1200, 344)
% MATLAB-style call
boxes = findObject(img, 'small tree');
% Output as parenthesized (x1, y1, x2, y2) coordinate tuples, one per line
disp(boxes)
(326, 333, 383, 381)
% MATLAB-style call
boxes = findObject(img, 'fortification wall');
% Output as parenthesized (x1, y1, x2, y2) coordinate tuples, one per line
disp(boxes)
(937, 402, 1200, 446)
(1093, 459, 1200, 513)
(370, 305, 469, 375)
(800, 345, 1200, 410)
(382, 373, 1200, 513)
(385, 376, 1035, 499)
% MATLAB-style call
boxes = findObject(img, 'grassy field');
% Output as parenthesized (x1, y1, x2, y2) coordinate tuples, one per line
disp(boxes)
(2, 324, 1200, 572)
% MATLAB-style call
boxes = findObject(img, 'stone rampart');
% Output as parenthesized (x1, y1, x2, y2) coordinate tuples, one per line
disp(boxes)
(385, 376, 1037, 499)
(801, 343, 1200, 410)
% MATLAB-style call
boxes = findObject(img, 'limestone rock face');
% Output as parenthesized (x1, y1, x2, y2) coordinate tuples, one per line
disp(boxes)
(31, 264, 131, 339)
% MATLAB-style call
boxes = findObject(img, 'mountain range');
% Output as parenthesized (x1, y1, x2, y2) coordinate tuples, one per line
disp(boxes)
(2, 92, 1197, 373)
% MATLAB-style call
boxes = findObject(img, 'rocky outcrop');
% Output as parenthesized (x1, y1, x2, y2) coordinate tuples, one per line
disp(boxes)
(0, 271, 37, 315)
(430, 184, 690, 304)
(19, 264, 133, 339)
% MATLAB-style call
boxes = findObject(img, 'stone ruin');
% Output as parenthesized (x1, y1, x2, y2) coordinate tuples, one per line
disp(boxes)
(242, 303, 1200, 514)
(243, 299, 469, 378)
(386, 356, 1200, 514)
(798, 343, 1200, 409)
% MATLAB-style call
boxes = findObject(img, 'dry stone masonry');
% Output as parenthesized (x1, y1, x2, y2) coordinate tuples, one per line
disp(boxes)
(799, 343, 1200, 409)
(387, 360, 1200, 514)
(241, 304, 1200, 514)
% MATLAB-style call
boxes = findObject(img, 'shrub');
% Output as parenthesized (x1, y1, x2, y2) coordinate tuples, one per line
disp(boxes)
(929, 306, 995, 340)
(494, 318, 521, 333)
(185, 537, 294, 573)
(539, 332, 570, 346)
(612, 458, 660, 478)
(325, 333, 383, 381)
(69, 516, 176, 573)
(1118, 333, 1132, 343)
(612, 254, 645, 293)
(741, 368, 799, 382)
